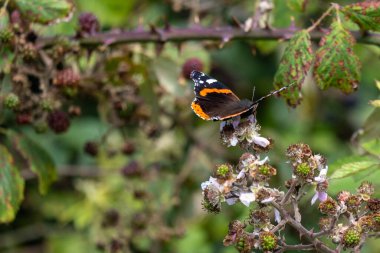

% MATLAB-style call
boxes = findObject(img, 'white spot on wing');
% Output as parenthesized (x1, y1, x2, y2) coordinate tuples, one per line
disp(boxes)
(206, 79, 217, 84)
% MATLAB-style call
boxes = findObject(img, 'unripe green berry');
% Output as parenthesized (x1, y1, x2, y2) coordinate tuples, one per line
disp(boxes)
(0, 28, 14, 44)
(215, 164, 231, 179)
(295, 162, 313, 178)
(4, 93, 20, 109)
(259, 231, 277, 251)
(342, 227, 361, 248)
(40, 100, 53, 111)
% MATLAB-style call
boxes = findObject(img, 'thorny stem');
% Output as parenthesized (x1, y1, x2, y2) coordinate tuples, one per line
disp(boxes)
(37, 27, 380, 49)
(281, 179, 298, 205)
(271, 219, 287, 233)
(276, 243, 315, 252)
(271, 201, 336, 253)
(306, 5, 334, 33)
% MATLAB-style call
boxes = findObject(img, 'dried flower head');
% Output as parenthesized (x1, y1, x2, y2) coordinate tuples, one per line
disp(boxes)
(358, 215, 373, 232)
(255, 187, 271, 204)
(367, 198, 380, 212)
(319, 217, 333, 231)
(202, 184, 222, 213)
(286, 143, 312, 163)
(319, 198, 339, 216)
(250, 164, 277, 182)
(337, 191, 351, 203)
(345, 195, 361, 213)
(235, 233, 255, 253)
(223, 220, 245, 246)
(248, 209, 270, 226)
(357, 181, 374, 197)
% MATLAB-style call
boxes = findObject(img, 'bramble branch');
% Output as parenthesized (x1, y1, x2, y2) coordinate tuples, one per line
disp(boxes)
(38, 26, 380, 48)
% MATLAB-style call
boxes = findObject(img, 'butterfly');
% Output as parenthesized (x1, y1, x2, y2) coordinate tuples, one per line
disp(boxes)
(190, 70, 290, 121)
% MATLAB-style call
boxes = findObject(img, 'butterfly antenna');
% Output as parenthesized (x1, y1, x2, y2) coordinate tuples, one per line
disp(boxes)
(251, 86, 256, 101)
(252, 81, 296, 105)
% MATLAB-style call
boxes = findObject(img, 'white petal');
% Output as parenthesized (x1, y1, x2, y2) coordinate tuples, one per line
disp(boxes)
(201, 181, 210, 190)
(253, 136, 270, 147)
(314, 167, 328, 182)
(230, 136, 239, 146)
(220, 121, 226, 131)
(226, 198, 238, 205)
(255, 156, 269, 165)
(239, 192, 256, 207)
(260, 197, 274, 204)
(311, 191, 319, 205)
(274, 208, 281, 223)
(237, 170, 246, 179)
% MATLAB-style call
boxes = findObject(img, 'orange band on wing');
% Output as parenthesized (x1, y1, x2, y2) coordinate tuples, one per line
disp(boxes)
(199, 88, 236, 97)
(191, 101, 210, 120)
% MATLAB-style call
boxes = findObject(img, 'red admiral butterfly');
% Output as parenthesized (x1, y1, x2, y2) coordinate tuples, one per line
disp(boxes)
(190, 70, 289, 121)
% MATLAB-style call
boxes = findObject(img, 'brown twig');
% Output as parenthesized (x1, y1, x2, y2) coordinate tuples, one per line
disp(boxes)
(271, 201, 336, 253)
(37, 27, 380, 49)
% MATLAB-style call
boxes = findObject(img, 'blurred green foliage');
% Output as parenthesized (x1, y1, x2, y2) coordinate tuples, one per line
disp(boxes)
(0, 0, 379, 252)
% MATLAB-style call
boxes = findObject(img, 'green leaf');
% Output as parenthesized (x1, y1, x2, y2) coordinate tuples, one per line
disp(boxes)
(152, 57, 186, 98)
(342, 2, 380, 32)
(273, 30, 313, 107)
(14, 0, 74, 25)
(330, 155, 380, 179)
(313, 21, 361, 94)
(4, 130, 56, 194)
(362, 139, 380, 157)
(0, 145, 25, 223)
(370, 100, 380, 107)
(287, 0, 306, 12)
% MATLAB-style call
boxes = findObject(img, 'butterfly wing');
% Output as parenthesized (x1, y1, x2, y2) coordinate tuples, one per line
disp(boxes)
(190, 71, 254, 121)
